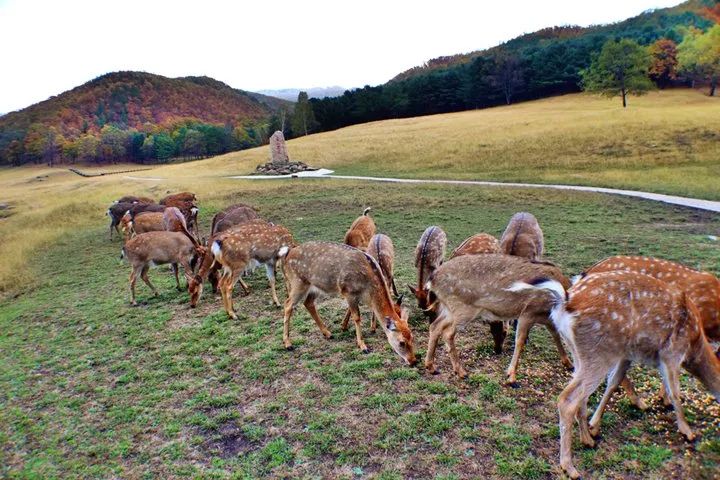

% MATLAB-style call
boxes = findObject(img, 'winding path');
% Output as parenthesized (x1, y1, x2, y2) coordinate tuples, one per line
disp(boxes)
(229, 169, 720, 214)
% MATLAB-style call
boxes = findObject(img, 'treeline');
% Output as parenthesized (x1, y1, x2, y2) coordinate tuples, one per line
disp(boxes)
(311, 5, 716, 132)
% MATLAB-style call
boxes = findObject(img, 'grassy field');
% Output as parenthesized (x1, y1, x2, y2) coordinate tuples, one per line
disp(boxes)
(1, 174, 719, 479)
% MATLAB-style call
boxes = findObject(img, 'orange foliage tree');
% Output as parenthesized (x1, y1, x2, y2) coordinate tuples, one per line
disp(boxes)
(648, 39, 678, 88)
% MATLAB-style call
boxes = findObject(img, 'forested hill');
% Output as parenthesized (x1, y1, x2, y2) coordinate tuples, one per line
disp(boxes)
(310, 0, 716, 132)
(0, 71, 291, 165)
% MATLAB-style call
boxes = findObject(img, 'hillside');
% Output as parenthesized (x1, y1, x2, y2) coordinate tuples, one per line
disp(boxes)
(257, 86, 348, 101)
(0, 71, 290, 166)
(310, 0, 716, 132)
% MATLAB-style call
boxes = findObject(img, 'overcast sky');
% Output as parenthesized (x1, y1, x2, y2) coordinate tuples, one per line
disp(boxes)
(0, 0, 683, 113)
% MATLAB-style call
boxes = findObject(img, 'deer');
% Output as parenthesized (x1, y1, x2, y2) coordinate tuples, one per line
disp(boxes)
(341, 233, 400, 333)
(128, 202, 166, 219)
(209, 222, 294, 317)
(107, 201, 136, 240)
(163, 207, 199, 246)
(512, 271, 720, 480)
(576, 255, 720, 411)
(159, 191, 196, 205)
(115, 195, 154, 204)
(279, 241, 416, 366)
(344, 207, 375, 250)
(424, 253, 572, 384)
(188, 219, 270, 308)
(160, 198, 199, 239)
(121, 231, 201, 305)
(499, 212, 544, 261)
(408, 226, 447, 313)
(128, 211, 165, 236)
(449, 233, 500, 259)
(210, 204, 259, 234)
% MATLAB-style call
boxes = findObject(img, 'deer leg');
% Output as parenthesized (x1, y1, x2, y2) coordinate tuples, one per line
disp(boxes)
(238, 277, 251, 295)
(129, 266, 140, 305)
(349, 302, 369, 353)
(171, 263, 181, 290)
(217, 271, 233, 320)
(547, 322, 573, 370)
(589, 359, 632, 437)
(370, 313, 377, 333)
(265, 263, 281, 307)
(658, 383, 671, 408)
(109, 220, 115, 240)
(506, 314, 532, 386)
(489, 321, 507, 354)
(659, 360, 695, 441)
(558, 375, 584, 480)
(425, 314, 452, 374)
(577, 367, 606, 448)
(444, 323, 467, 379)
(620, 376, 649, 411)
(224, 270, 242, 320)
(303, 296, 332, 340)
(341, 308, 352, 331)
(140, 265, 158, 297)
(283, 282, 308, 350)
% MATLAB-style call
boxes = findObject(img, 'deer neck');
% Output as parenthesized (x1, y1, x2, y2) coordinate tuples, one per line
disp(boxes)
(686, 340, 720, 402)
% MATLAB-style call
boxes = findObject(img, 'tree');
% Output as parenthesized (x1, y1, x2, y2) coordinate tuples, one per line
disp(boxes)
(291, 91, 317, 136)
(648, 39, 678, 88)
(77, 134, 100, 163)
(678, 25, 720, 96)
(490, 52, 525, 105)
(581, 38, 654, 107)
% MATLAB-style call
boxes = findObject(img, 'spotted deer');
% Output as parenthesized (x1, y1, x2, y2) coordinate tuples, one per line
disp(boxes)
(127, 211, 165, 237)
(449, 233, 501, 259)
(279, 241, 416, 365)
(121, 231, 200, 305)
(209, 222, 294, 318)
(409, 226, 447, 313)
(425, 254, 572, 384)
(163, 207, 200, 247)
(210, 204, 259, 234)
(578, 255, 720, 410)
(160, 191, 196, 205)
(341, 233, 400, 332)
(344, 207, 375, 250)
(188, 219, 270, 308)
(513, 271, 720, 479)
(500, 212, 544, 261)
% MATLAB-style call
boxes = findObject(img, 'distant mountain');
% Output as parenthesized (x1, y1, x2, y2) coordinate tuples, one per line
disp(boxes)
(256, 86, 347, 101)
(0, 71, 291, 165)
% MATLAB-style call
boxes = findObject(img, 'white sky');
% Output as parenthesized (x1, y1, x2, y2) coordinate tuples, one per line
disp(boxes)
(0, 0, 683, 113)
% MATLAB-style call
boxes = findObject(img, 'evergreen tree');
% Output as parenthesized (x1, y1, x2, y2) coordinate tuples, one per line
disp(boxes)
(291, 91, 317, 136)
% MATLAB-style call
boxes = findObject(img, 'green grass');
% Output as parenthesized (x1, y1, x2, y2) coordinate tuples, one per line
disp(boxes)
(1, 180, 719, 478)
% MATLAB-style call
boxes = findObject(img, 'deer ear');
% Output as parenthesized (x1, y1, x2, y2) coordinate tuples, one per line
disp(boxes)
(407, 285, 417, 295)
(385, 317, 397, 331)
(396, 294, 404, 306)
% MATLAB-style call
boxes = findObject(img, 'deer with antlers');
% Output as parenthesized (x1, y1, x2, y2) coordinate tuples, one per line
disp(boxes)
(500, 212, 544, 261)
(209, 222, 294, 318)
(513, 271, 720, 479)
(577, 255, 720, 412)
(344, 207, 375, 250)
(424, 253, 572, 384)
(279, 241, 416, 365)
(409, 226, 447, 313)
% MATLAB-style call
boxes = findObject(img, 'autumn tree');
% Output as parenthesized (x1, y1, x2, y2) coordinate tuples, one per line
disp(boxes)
(678, 25, 720, 96)
(581, 38, 654, 107)
(291, 92, 316, 136)
(491, 52, 525, 105)
(648, 39, 678, 88)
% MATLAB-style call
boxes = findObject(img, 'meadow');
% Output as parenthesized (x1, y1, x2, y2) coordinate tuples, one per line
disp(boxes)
(1, 89, 719, 478)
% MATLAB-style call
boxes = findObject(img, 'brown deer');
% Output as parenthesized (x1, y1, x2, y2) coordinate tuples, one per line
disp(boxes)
(341, 233, 400, 332)
(500, 212, 544, 261)
(129, 202, 166, 219)
(279, 241, 416, 365)
(121, 231, 200, 305)
(211, 204, 259, 234)
(578, 255, 720, 410)
(116, 195, 154, 204)
(128, 212, 165, 236)
(209, 222, 294, 317)
(107, 201, 136, 240)
(163, 207, 199, 247)
(514, 271, 720, 479)
(425, 253, 572, 384)
(188, 219, 270, 308)
(159, 192, 196, 205)
(409, 226, 447, 312)
(344, 207, 375, 250)
(449, 233, 500, 259)
(161, 198, 199, 239)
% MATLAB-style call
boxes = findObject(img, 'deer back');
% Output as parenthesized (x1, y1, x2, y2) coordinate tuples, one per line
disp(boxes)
(450, 233, 501, 259)
(500, 212, 544, 261)
(108, 202, 136, 222)
(213, 222, 293, 267)
(582, 256, 720, 342)
(123, 231, 195, 264)
(415, 226, 447, 286)
(367, 233, 395, 290)
(160, 192, 196, 205)
(132, 212, 165, 235)
(344, 210, 376, 250)
(129, 203, 166, 219)
(212, 206, 260, 234)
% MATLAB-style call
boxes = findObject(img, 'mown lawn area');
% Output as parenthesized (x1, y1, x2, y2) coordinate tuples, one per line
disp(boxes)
(1, 180, 719, 479)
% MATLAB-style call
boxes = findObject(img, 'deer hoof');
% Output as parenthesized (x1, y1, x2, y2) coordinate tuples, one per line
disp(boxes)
(505, 380, 520, 389)
(361, 347, 370, 354)
(285, 344, 295, 351)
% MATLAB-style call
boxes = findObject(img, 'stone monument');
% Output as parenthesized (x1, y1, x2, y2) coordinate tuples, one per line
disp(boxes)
(253, 130, 318, 175)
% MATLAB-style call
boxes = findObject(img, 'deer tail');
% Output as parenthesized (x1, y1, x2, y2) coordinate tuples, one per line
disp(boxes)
(363, 207, 372, 216)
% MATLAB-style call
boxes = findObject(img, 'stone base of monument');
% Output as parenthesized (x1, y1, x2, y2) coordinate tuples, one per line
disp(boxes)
(253, 161, 318, 175)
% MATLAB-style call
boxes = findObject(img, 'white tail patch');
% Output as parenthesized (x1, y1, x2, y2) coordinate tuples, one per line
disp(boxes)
(507, 279, 566, 304)
(191, 207, 199, 214)
(278, 246, 290, 258)
(211, 240, 222, 259)
(363, 207, 372, 216)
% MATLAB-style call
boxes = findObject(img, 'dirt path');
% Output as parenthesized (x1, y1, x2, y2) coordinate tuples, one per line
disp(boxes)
(230, 169, 720, 213)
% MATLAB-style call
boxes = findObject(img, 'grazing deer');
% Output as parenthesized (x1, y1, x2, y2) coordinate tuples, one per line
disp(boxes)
(161, 198, 199, 239)
(121, 231, 200, 305)
(279, 241, 416, 365)
(341, 233, 400, 332)
(188, 219, 271, 308)
(209, 222, 294, 317)
(160, 191, 196, 205)
(116, 195, 154, 204)
(409, 226, 447, 312)
(344, 207, 375, 250)
(129, 202, 166, 219)
(163, 207, 199, 247)
(425, 254, 572, 384)
(129, 211, 165, 236)
(211, 204, 259, 234)
(449, 233, 501, 259)
(500, 212, 544, 261)
(578, 255, 720, 409)
(107, 201, 136, 240)
(513, 271, 720, 480)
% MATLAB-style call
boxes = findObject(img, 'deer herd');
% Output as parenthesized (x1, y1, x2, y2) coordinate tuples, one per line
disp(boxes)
(107, 195, 720, 478)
